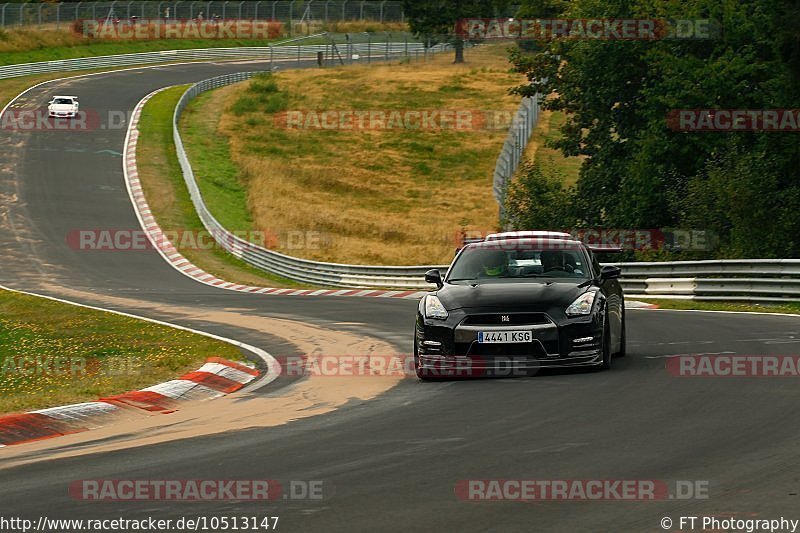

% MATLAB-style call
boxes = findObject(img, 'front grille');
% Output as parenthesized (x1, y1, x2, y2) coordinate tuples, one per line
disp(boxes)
(461, 313, 550, 326)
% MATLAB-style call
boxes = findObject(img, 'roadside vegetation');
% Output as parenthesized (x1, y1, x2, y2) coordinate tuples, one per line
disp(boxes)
(638, 299, 800, 315)
(0, 288, 242, 414)
(504, 0, 800, 260)
(182, 44, 523, 265)
(136, 86, 303, 287)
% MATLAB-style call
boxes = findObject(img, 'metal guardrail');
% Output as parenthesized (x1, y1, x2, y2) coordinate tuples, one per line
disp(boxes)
(0, 32, 429, 80)
(172, 49, 451, 288)
(0, 1, 405, 29)
(615, 260, 800, 302)
(492, 94, 540, 221)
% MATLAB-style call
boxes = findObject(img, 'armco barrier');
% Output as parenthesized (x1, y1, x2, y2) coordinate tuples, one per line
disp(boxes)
(0, 32, 432, 81)
(493, 94, 540, 221)
(615, 260, 800, 302)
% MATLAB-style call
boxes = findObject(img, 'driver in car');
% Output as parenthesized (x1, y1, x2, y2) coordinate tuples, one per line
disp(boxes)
(479, 252, 509, 278)
(540, 250, 572, 277)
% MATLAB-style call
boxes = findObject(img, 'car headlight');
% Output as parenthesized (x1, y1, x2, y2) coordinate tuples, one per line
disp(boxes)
(565, 291, 596, 317)
(424, 295, 448, 320)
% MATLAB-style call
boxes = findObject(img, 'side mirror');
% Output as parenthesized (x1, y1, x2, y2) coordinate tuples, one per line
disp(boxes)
(425, 269, 443, 289)
(600, 265, 621, 280)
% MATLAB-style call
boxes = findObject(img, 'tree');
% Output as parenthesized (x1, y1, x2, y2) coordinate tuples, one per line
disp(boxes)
(402, 0, 510, 63)
(506, 0, 800, 258)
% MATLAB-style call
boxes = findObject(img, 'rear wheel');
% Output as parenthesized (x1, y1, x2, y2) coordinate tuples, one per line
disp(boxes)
(615, 310, 626, 358)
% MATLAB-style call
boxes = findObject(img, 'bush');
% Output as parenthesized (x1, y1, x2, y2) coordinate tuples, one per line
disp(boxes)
(503, 160, 575, 229)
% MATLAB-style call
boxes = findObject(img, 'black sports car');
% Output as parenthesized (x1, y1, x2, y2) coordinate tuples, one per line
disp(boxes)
(414, 237, 625, 379)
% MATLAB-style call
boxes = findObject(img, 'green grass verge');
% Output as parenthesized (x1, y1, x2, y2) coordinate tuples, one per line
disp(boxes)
(136, 86, 305, 288)
(639, 298, 800, 315)
(0, 288, 243, 414)
(180, 89, 254, 232)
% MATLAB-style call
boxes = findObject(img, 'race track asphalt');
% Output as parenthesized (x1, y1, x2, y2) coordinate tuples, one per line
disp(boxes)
(1, 59, 799, 532)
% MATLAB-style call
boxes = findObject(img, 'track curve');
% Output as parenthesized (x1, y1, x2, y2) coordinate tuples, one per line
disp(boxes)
(1, 60, 799, 532)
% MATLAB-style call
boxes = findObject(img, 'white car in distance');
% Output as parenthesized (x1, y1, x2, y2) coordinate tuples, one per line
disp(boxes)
(48, 95, 79, 118)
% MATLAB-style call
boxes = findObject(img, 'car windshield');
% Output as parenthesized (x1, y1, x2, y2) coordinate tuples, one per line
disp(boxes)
(53, 98, 73, 104)
(447, 244, 589, 281)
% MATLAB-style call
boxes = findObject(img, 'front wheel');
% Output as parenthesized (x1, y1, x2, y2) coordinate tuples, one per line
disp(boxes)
(414, 332, 433, 381)
(600, 316, 612, 370)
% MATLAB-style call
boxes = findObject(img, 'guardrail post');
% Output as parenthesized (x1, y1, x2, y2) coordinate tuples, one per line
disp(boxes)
(288, 0, 294, 36)
(367, 32, 370, 63)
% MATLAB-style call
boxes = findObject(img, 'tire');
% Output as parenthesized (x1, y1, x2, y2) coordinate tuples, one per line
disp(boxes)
(414, 333, 433, 381)
(615, 310, 627, 358)
(600, 315, 612, 370)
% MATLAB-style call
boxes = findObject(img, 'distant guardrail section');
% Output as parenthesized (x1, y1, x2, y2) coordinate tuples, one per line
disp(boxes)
(0, 32, 433, 80)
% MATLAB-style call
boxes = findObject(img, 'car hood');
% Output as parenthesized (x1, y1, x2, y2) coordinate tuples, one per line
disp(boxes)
(49, 103, 76, 110)
(437, 280, 587, 312)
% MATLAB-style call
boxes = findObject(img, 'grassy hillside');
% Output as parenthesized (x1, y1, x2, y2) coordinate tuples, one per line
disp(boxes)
(181, 44, 523, 265)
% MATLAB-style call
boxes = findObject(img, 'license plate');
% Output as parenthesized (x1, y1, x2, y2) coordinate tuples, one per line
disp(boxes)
(478, 330, 533, 343)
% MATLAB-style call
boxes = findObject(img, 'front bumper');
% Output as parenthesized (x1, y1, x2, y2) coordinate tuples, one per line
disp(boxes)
(416, 309, 603, 376)
(49, 110, 77, 118)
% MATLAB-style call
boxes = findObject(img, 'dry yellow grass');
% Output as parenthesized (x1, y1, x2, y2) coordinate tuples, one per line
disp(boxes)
(212, 44, 524, 265)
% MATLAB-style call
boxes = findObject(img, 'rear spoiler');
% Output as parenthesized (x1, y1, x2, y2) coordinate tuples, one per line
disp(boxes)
(587, 245, 623, 254)
(455, 237, 484, 255)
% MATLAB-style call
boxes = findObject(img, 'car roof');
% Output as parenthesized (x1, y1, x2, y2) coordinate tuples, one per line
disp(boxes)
(484, 230, 573, 241)
(467, 237, 586, 250)
(52, 96, 77, 100)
